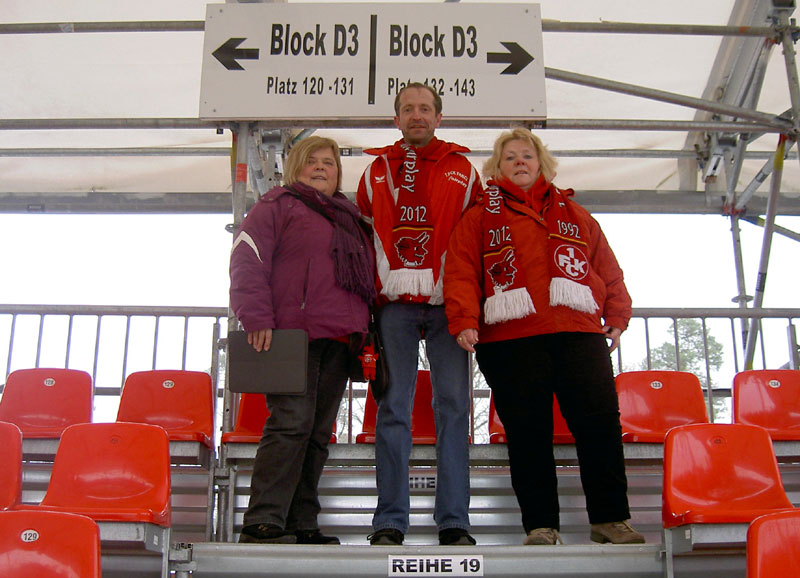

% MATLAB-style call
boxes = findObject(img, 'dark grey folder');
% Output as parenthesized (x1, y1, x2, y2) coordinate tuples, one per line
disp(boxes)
(227, 329, 308, 394)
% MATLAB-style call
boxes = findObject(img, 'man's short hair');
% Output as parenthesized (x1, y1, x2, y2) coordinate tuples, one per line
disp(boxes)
(394, 82, 442, 116)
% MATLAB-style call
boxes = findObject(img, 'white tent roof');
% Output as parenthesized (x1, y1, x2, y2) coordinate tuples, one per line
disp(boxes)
(2, 0, 798, 215)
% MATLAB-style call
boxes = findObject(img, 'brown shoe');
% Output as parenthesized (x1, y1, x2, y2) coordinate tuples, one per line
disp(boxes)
(523, 528, 562, 545)
(590, 520, 645, 544)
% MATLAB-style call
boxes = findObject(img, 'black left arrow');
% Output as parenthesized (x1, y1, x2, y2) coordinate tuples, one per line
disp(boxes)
(213, 38, 260, 71)
(487, 42, 534, 75)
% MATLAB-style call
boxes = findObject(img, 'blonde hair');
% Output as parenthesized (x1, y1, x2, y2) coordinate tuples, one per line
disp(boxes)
(482, 128, 557, 184)
(283, 136, 343, 192)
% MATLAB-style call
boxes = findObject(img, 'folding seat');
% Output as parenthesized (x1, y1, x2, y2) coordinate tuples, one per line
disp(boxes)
(20, 422, 172, 578)
(662, 423, 794, 575)
(0, 510, 101, 578)
(356, 369, 436, 444)
(746, 509, 800, 578)
(616, 370, 709, 443)
(0, 421, 23, 510)
(488, 393, 574, 444)
(117, 369, 215, 467)
(0, 368, 92, 460)
(732, 369, 800, 441)
(116, 369, 216, 542)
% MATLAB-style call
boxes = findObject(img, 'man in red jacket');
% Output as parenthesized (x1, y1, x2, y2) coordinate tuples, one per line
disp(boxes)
(357, 83, 482, 546)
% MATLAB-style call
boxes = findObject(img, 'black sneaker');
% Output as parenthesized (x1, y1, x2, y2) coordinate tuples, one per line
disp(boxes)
(238, 523, 297, 544)
(439, 528, 476, 546)
(368, 528, 404, 545)
(295, 529, 341, 545)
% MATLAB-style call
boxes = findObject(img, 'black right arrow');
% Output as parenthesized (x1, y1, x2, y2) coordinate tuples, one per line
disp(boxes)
(213, 38, 260, 71)
(487, 42, 534, 75)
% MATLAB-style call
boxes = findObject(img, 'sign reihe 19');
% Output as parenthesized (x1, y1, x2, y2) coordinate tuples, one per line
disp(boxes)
(199, 3, 545, 121)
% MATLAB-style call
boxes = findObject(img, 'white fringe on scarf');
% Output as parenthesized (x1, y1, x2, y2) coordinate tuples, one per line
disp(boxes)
(549, 277, 599, 314)
(382, 268, 435, 300)
(484, 287, 536, 325)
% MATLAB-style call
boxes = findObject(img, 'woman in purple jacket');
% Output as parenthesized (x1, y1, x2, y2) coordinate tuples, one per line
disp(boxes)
(230, 136, 375, 545)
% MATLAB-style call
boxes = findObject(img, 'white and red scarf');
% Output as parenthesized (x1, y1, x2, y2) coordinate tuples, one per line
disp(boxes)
(384, 143, 435, 297)
(482, 176, 599, 324)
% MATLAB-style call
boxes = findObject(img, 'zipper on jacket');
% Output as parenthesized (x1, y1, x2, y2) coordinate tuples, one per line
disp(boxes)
(300, 260, 310, 310)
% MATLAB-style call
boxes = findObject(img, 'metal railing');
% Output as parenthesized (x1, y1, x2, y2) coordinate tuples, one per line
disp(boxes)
(2, 304, 798, 442)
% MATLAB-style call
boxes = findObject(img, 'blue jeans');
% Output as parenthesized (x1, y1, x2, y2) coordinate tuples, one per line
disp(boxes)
(372, 303, 471, 534)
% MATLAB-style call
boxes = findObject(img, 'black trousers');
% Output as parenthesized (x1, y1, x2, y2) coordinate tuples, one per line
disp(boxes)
(243, 338, 349, 531)
(476, 332, 631, 532)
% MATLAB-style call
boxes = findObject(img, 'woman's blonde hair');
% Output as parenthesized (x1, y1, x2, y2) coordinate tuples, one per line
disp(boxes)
(283, 136, 343, 192)
(482, 128, 558, 184)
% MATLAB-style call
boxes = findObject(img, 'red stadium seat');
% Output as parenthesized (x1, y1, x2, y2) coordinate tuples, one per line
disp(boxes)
(0, 421, 23, 510)
(488, 393, 574, 444)
(20, 422, 172, 576)
(663, 423, 793, 529)
(32, 422, 171, 526)
(117, 369, 215, 449)
(616, 370, 709, 443)
(0, 368, 92, 438)
(662, 423, 794, 567)
(0, 510, 101, 578)
(733, 369, 800, 440)
(746, 509, 800, 578)
(357, 370, 436, 444)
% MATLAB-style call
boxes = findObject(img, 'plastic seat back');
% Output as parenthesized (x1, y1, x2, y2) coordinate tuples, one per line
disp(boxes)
(746, 509, 800, 578)
(733, 369, 800, 440)
(41, 422, 171, 526)
(0, 510, 101, 578)
(616, 370, 709, 442)
(662, 423, 793, 528)
(117, 369, 214, 448)
(222, 393, 336, 444)
(0, 421, 23, 509)
(357, 370, 436, 444)
(0, 368, 92, 438)
(488, 393, 574, 444)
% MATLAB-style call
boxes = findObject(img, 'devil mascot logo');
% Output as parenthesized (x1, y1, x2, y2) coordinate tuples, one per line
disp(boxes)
(394, 231, 430, 267)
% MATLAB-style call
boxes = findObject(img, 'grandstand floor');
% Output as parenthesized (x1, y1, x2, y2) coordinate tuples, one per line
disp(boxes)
(89, 443, 800, 577)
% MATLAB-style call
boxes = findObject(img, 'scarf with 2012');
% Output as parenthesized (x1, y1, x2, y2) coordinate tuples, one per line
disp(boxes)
(482, 175, 599, 324)
(383, 143, 436, 298)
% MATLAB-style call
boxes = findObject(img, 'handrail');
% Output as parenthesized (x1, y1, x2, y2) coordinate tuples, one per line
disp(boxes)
(2, 304, 798, 443)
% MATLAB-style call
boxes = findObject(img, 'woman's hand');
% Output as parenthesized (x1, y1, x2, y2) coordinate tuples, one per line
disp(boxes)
(603, 326, 621, 353)
(248, 328, 273, 352)
(456, 328, 479, 353)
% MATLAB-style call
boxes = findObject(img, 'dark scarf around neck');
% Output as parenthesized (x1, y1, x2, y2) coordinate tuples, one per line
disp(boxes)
(286, 183, 376, 305)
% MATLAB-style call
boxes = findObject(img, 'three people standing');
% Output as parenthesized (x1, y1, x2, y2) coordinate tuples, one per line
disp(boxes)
(229, 95, 642, 547)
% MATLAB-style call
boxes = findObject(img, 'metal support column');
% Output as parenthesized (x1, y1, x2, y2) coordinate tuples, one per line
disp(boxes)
(217, 122, 251, 543)
(744, 135, 787, 369)
(729, 214, 752, 350)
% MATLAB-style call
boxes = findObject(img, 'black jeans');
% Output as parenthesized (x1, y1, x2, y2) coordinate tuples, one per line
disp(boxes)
(476, 332, 630, 532)
(243, 338, 349, 531)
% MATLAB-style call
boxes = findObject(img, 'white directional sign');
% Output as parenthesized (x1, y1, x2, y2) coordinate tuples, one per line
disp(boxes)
(199, 3, 545, 120)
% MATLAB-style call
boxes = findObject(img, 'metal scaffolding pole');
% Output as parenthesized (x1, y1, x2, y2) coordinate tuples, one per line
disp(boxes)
(0, 19, 786, 37)
(544, 67, 792, 130)
(0, 117, 784, 133)
(729, 214, 752, 350)
(744, 135, 787, 369)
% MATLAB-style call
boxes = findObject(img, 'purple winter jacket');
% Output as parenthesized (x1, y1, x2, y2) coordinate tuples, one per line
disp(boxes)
(229, 185, 372, 340)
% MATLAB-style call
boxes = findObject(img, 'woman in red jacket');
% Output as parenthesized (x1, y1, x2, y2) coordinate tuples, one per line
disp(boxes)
(443, 128, 644, 546)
